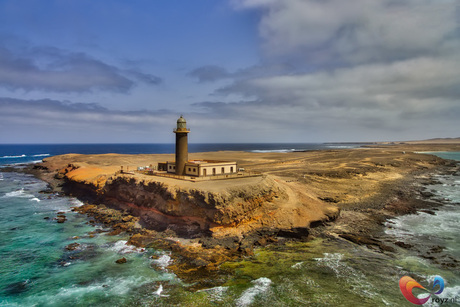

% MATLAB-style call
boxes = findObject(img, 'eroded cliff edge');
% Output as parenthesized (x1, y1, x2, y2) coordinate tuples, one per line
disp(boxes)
(35, 155, 340, 241)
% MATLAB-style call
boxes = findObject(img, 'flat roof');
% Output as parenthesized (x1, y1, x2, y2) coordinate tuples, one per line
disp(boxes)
(187, 159, 235, 164)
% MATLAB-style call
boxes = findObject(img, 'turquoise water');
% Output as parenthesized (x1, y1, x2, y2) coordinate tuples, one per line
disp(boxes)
(0, 172, 177, 306)
(0, 148, 459, 306)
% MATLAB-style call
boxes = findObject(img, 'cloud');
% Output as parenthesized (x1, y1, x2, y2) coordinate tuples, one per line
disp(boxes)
(187, 0, 460, 141)
(234, 0, 459, 65)
(126, 70, 162, 85)
(0, 46, 162, 92)
(0, 97, 174, 125)
(188, 65, 231, 82)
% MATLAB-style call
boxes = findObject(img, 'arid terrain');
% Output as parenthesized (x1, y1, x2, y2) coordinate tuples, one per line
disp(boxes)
(25, 143, 460, 283)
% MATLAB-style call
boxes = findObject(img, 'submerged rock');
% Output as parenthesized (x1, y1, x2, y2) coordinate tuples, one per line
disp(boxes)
(115, 257, 127, 264)
(65, 242, 80, 251)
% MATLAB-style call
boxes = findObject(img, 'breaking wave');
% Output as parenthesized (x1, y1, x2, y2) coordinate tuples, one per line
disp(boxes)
(235, 277, 272, 307)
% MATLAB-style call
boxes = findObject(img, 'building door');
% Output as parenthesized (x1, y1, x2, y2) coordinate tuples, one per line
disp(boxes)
(203, 169, 207, 176)
(221, 167, 225, 174)
(212, 168, 216, 175)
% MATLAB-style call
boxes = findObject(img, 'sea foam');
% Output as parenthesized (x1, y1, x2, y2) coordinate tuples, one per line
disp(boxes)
(235, 277, 272, 307)
(2, 189, 34, 199)
(108, 240, 145, 254)
(152, 254, 172, 270)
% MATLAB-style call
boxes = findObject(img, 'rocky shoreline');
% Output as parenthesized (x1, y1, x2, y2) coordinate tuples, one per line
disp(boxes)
(11, 147, 460, 287)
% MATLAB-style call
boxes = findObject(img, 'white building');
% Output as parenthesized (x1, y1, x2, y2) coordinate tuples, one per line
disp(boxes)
(165, 160, 237, 177)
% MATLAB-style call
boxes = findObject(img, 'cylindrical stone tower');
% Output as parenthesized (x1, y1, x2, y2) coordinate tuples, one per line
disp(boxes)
(173, 115, 190, 175)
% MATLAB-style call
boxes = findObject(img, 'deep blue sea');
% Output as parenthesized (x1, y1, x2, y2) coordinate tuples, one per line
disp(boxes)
(0, 143, 361, 167)
(0, 144, 459, 306)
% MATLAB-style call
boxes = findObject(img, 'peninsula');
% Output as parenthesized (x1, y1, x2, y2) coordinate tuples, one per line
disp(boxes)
(28, 140, 460, 283)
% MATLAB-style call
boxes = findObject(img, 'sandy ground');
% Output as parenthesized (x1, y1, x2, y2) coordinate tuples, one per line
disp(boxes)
(40, 143, 460, 207)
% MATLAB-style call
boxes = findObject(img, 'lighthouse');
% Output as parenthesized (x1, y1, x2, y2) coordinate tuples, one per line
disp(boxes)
(158, 116, 237, 178)
(173, 115, 190, 175)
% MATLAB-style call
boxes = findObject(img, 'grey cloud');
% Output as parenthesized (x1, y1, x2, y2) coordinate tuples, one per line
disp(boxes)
(0, 97, 175, 126)
(236, 0, 460, 66)
(183, 0, 460, 141)
(125, 70, 162, 85)
(188, 63, 296, 83)
(0, 46, 162, 92)
(188, 65, 231, 82)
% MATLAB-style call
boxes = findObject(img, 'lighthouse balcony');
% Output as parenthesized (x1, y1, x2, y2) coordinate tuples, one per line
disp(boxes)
(173, 128, 190, 133)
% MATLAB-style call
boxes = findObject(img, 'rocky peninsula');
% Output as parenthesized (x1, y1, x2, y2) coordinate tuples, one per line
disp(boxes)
(26, 143, 460, 285)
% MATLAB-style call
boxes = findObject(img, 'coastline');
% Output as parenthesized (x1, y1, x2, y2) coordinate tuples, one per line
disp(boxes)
(16, 144, 460, 287)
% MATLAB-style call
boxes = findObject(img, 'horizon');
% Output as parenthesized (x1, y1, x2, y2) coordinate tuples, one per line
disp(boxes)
(2, 137, 460, 146)
(1, 1, 459, 143)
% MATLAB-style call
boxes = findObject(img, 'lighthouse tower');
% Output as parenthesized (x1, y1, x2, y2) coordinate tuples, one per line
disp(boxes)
(173, 115, 190, 175)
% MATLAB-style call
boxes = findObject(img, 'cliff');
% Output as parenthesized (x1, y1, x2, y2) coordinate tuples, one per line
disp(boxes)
(40, 157, 339, 240)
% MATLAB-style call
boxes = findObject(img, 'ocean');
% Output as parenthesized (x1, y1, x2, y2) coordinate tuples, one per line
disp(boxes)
(0, 144, 459, 306)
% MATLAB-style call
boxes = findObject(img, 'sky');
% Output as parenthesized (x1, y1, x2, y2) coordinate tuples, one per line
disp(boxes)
(0, 0, 459, 144)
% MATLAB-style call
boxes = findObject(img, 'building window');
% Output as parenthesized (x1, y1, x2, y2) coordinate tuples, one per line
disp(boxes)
(188, 168, 191, 172)
(230, 167, 233, 173)
(169, 165, 171, 169)
(221, 167, 225, 174)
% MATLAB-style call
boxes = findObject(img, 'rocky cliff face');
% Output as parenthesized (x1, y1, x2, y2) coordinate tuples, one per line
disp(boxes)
(34, 156, 339, 241)
(99, 174, 287, 237)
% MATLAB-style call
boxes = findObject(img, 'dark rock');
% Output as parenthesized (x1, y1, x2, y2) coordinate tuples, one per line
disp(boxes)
(420, 191, 434, 198)
(44, 217, 50, 220)
(339, 233, 380, 246)
(116, 257, 127, 264)
(420, 209, 436, 215)
(199, 236, 239, 250)
(3, 280, 30, 295)
(318, 197, 339, 203)
(428, 245, 444, 253)
(395, 241, 413, 249)
(278, 227, 309, 239)
(65, 243, 80, 251)
(379, 244, 396, 253)
(56, 216, 67, 223)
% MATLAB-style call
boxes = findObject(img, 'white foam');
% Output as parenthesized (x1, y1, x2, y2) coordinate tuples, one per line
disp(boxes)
(30, 197, 41, 202)
(70, 198, 84, 207)
(0, 154, 26, 158)
(32, 154, 50, 157)
(153, 284, 169, 297)
(235, 277, 272, 307)
(197, 286, 228, 302)
(109, 240, 145, 254)
(152, 254, 171, 270)
(2, 189, 35, 199)
(326, 145, 356, 149)
(291, 262, 303, 269)
(314, 253, 344, 275)
(315, 253, 378, 298)
(29, 276, 152, 303)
